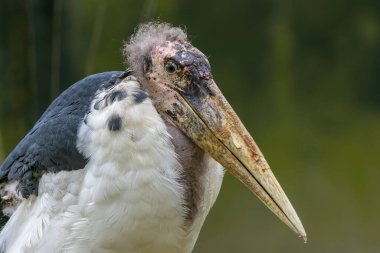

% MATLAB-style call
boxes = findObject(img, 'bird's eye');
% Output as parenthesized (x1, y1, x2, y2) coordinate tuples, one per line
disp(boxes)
(164, 61, 179, 74)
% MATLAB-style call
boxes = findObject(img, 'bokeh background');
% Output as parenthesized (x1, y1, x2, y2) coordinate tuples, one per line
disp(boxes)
(1, 0, 380, 252)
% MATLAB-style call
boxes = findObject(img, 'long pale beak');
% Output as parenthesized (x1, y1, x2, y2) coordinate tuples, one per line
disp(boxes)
(164, 78, 306, 241)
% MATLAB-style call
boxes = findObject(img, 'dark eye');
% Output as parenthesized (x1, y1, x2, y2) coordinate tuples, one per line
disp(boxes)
(164, 61, 179, 74)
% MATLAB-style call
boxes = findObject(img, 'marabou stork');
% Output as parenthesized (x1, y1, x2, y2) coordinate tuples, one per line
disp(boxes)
(0, 23, 306, 253)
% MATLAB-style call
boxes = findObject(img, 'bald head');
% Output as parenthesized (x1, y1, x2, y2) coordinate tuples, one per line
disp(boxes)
(124, 22, 188, 79)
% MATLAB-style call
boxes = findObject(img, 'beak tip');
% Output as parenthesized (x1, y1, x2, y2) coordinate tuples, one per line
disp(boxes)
(282, 202, 307, 243)
(295, 224, 307, 243)
(301, 233, 308, 244)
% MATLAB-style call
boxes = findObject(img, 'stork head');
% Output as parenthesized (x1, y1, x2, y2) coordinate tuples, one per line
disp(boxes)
(124, 22, 306, 240)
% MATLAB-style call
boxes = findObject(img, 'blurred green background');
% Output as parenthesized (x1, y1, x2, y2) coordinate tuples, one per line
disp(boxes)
(1, 0, 380, 252)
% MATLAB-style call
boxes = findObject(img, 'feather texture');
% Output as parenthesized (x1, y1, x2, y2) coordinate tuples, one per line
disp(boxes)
(0, 75, 224, 253)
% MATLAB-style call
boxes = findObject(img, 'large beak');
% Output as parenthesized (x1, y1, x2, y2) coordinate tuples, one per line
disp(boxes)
(163, 77, 306, 241)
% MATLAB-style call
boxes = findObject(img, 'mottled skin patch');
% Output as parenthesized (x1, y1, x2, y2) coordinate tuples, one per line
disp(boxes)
(147, 41, 212, 90)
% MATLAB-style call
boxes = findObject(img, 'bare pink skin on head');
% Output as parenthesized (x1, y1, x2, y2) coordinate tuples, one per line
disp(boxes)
(145, 41, 212, 87)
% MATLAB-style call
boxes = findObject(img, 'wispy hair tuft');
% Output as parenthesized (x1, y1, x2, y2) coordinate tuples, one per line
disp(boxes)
(123, 22, 188, 78)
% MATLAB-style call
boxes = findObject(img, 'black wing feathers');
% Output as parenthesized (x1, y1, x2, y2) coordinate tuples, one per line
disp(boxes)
(0, 71, 125, 198)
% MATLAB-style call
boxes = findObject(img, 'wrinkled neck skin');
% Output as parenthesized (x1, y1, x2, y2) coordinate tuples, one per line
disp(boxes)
(140, 78, 208, 225)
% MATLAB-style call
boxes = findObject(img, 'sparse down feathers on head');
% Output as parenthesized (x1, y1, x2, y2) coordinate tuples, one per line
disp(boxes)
(123, 22, 188, 79)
